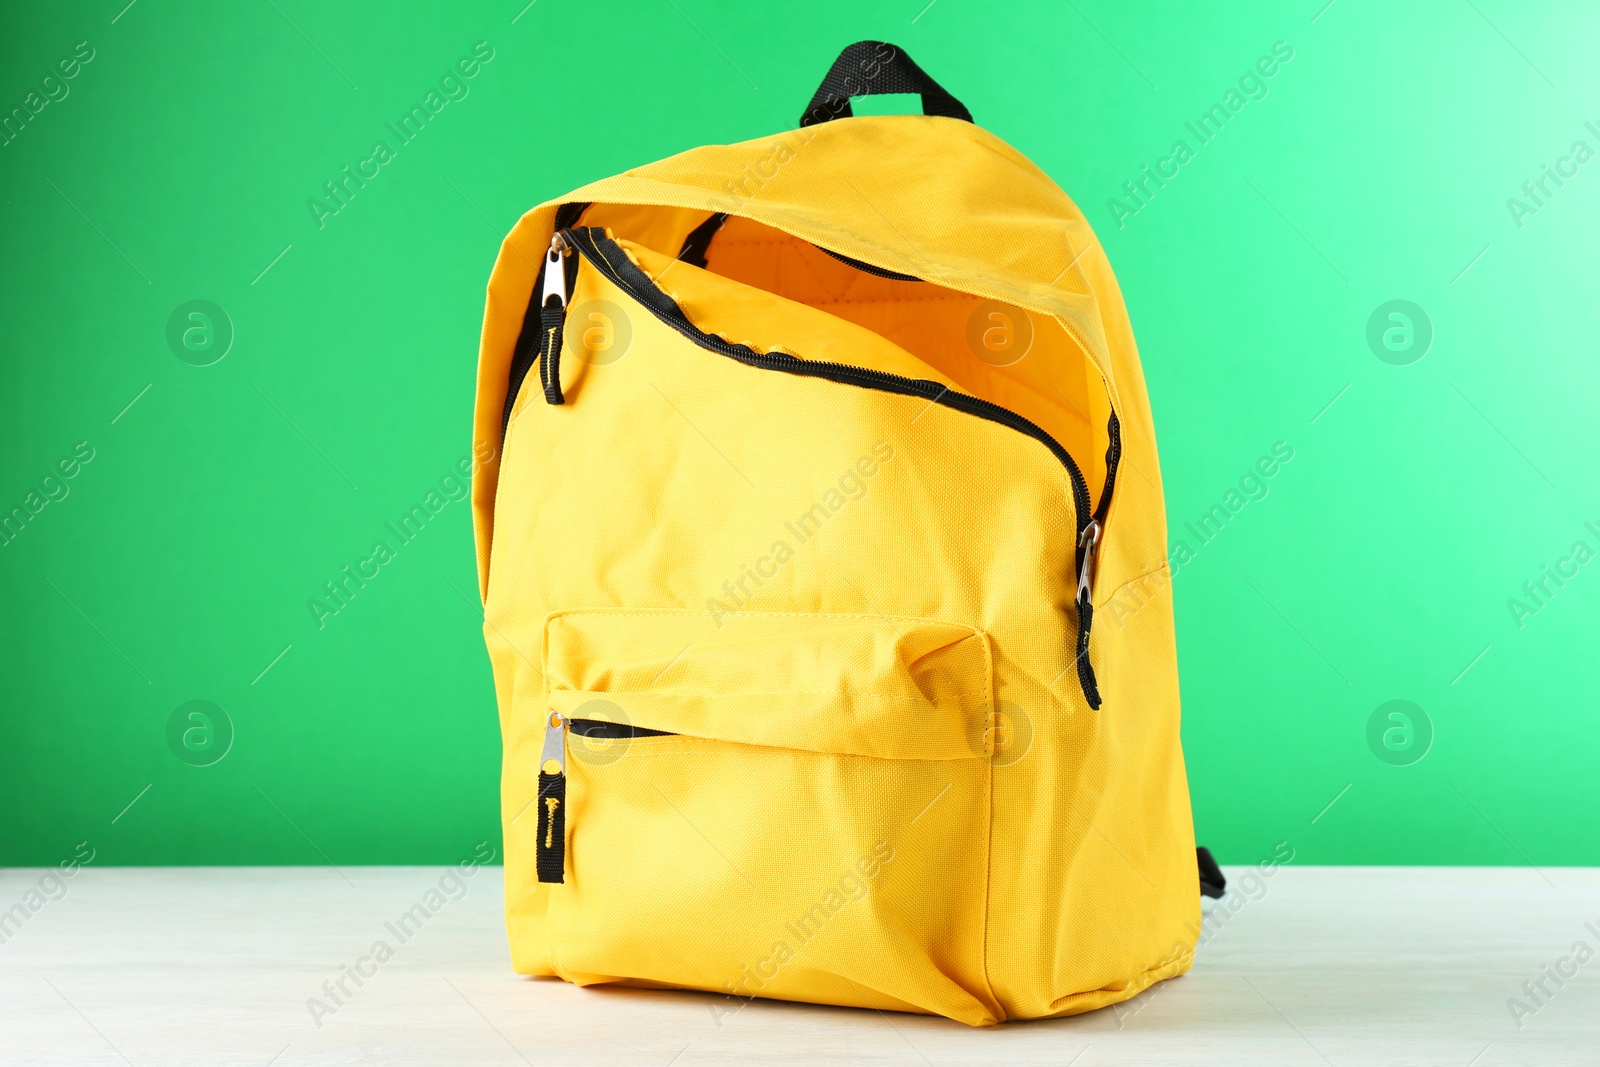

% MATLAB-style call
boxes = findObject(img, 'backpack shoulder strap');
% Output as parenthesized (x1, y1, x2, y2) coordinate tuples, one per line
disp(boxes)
(1197, 846, 1227, 899)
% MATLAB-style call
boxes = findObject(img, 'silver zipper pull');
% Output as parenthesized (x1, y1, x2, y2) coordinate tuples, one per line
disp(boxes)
(540, 711, 566, 775)
(543, 232, 570, 308)
(540, 233, 573, 406)
(1077, 519, 1101, 603)
(537, 711, 568, 884)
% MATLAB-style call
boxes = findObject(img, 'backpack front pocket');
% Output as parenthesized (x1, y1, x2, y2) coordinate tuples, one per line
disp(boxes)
(537, 608, 1002, 1024)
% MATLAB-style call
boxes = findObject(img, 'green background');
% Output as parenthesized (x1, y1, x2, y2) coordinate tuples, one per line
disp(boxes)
(3, 0, 1595, 869)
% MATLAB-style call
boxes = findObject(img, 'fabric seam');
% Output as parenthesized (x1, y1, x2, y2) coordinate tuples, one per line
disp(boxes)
(1095, 561, 1172, 610)
(978, 630, 1004, 1022)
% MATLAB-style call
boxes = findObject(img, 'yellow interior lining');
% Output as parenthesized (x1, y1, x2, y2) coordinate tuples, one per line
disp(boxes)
(579, 204, 1104, 499)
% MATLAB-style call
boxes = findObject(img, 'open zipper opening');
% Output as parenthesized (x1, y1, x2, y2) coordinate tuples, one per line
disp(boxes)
(566, 226, 1095, 525)
(512, 219, 1119, 709)
(678, 211, 922, 281)
(569, 718, 675, 739)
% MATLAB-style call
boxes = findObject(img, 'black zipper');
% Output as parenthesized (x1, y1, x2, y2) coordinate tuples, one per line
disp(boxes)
(1094, 411, 1121, 532)
(537, 225, 1118, 710)
(1071, 411, 1120, 710)
(816, 245, 924, 281)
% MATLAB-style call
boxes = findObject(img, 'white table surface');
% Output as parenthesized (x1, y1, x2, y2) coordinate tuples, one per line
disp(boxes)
(2, 865, 1596, 1066)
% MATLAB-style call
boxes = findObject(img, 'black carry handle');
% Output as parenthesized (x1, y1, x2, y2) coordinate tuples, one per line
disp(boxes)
(799, 41, 972, 128)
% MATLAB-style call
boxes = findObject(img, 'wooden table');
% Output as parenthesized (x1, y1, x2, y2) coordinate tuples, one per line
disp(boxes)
(3, 865, 1596, 1065)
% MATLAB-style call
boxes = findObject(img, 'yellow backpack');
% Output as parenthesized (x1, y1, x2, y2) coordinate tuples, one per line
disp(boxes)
(472, 41, 1205, 1025)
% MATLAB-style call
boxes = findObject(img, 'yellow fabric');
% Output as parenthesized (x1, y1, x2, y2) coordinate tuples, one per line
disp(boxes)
(472, 113, 1195, 1024)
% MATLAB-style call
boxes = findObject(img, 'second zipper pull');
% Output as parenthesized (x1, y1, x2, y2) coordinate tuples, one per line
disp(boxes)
(537, 711, 567, 883)
(540, 232, 571, 405)
(1075, 518, 1103, 710)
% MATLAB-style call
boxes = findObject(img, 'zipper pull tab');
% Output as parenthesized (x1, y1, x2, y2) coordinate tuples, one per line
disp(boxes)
(543, 231, 571, 305)
(537, 711, 567, 883)
(1076, 519, 1101, 603)
(1075, 520, 1104, 711)
(540, 231, 572, 406)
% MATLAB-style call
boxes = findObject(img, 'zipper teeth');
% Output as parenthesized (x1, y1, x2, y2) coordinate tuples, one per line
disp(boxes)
(564, 227, 1093, 532)
(817, 245, 924, 281)
(1093, 411, 1121, 528)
